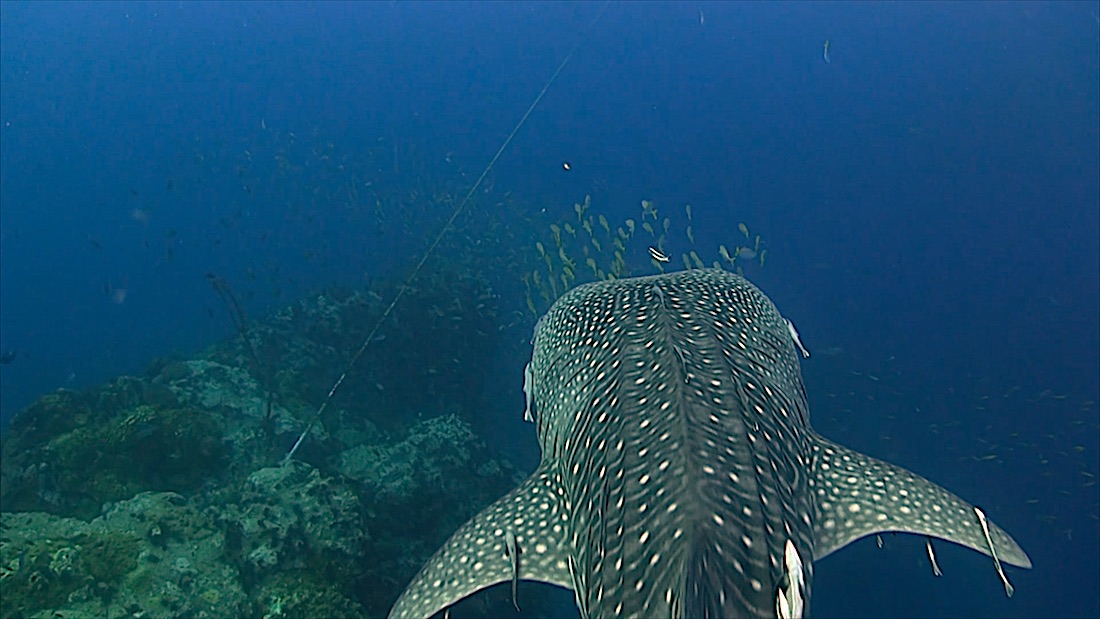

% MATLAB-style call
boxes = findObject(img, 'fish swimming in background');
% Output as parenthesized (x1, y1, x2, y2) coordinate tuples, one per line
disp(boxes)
(390, 268, 1031, 619)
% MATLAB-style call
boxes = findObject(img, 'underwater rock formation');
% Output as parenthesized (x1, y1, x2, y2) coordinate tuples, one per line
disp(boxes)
(226, 460, 367, 585)
(0, 275, 525, 619)
(0, 492, 249, 619)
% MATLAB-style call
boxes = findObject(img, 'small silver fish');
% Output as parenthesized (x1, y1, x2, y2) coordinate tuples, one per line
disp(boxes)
(785, 318, 811, 358)
(504, 530, 521, 611)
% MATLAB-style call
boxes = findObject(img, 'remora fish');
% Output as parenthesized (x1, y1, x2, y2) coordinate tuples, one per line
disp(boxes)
(390, 269, 1031, 619)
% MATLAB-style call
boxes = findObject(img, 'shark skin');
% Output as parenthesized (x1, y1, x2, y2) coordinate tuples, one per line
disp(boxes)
(389, 269, 1031, 619)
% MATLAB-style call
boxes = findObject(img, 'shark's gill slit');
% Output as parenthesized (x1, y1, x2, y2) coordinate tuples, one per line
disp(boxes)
(285, 2, 610, 462)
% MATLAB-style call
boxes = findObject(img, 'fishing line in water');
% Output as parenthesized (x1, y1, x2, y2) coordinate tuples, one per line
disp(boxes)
(286, 2, 610, 462)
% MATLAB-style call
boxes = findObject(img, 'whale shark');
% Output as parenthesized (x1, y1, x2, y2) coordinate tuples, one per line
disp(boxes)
(390, 268, 1030, 618)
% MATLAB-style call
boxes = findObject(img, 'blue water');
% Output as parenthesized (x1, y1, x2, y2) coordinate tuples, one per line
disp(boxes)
(1, 2, 1097, 617)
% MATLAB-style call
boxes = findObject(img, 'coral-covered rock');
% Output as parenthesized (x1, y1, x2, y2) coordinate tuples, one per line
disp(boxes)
(223, 460, 367, 586)
(0, 492, 248, 619)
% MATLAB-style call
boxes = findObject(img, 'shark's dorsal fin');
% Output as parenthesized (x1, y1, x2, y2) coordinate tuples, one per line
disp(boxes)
(810, 436, 1032, 568)
(389, 465, 573, 619)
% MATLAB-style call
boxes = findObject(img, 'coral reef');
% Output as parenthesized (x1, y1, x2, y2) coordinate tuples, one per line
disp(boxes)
(0, 492, 248, 619)
(0, 270, 526, 618)
(0, 379, 228, 520)
(226, 460, 367, 587)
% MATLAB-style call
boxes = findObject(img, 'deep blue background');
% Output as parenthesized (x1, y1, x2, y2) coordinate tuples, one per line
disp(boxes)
(1, 2, 1097, 617)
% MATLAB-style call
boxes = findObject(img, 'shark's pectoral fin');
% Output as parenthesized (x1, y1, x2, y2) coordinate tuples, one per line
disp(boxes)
(389, 465, 574, 619)
(810, 436, 1032, 569)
